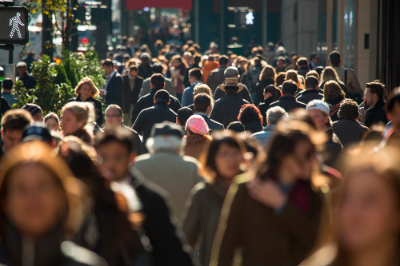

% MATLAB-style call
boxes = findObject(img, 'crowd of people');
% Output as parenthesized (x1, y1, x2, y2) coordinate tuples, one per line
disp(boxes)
(1, 37, 400, 266)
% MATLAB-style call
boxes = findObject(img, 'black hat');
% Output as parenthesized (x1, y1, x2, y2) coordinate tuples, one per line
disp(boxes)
(2, 78, 13, 89)
(151, 121, 184, 139)
(154, 89, 170, 103)
(22, 103, 43, 117)
(22, 122, 53, 143)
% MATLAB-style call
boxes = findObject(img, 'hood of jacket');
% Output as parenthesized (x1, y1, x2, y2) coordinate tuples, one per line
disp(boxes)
(185, 134, 212, 146)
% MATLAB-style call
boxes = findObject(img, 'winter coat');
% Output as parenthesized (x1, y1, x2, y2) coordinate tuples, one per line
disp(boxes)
(104, 71, 124, 110)
(206, 66, 228, 93)
(139, 78, 176, 98)
(258, 97, 276, 126)
(332, 118, 369, 149)
(184, 134, 212, 160)
(210, 92, 249, 128)
(269, 95, 306, 113)
(325, 96, 345, 122)
(210, 174, 323, 266)
(254, 79, 275, 107)
(364, 99, 388, 128)
(249, 63, 263, 89)
(68, 96, 103, 127)
(297, 66, 310, 77)
(122, 75, 143, 113)
(134, 152, 203, 219)
(195, 113, 224, 133)
(324, 128, 343, 168)
(202, 61, 219, 87)
(296, 89, 324, 105)
(214, 83, 253, 104)
(182, 181, 229, 266)
(243, 121, 263, 134)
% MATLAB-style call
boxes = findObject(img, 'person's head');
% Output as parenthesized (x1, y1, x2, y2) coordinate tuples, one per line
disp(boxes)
(321, 67, 341, 85)
(129, 66, 139, 79)
(61, 102, 94, 135)
(140, 53, 151, 66)
(329, 51, 341, 66)
(186, 115, 209, 136)
(151, 63, 163, 74)
(177, 107, 194, 127)
(194, 93, 213, 116)
(263, 85, 282, 101)
(290, 54, 299, 66)
(96, 127, 137, 183)
(146, 122, 185, 154)
(0, 141, 83, 238)
(22, 122, 53, 147)
(27, 51, 35, 58)
(219, 55, 229, 67)
(282, 80, 298, 96)
(150, 73, 165, 89)
(296, 57, 309, 68)
(44, 112, 60, 132)
(153, 89, 171, 106)
(200, 131, 245, 181)
(223, 78, 240, 93)
(335, 148, 400, 262)
(193, 84, 213, 99)
(387, 88, 400, 135)
(338, 99, 359, 121)
(16, 62, 27, 76)
(266, 106, 288, 126)
(237, 104, 263, 126)
(365, 81, 385, 107)
(2, 78, 13, 91)
(1, 110, 33, 153)
(306, 70, 319, 80)
(286, 70, 303, 89)
(323, 81, 345, 101)
(189, 68, 202, 84)
(105, 105, 124, 128)
(227, 121, 245, 132)
(224, 66, 239, 78)
(209, 42, 218, 53)
(305, 76, 319, 90)
(259, 66, 276, 82)
(310, 52, 319, 65)
(277, 56, 286, 69)
(276, 72, 287, 86)
(193, 54, 201, 65)
(306, 100, 331, 131)
(102, 59, 115, 75)
(171, 55, 184, 67)
(75, 77, 99, 100)
(22, 104, 43, 122)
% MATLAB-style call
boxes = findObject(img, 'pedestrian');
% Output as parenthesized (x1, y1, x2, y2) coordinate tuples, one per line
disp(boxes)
(16, 61, 36, 93)
(258, 85, 282, 125)
(237, 104, 263, 134)
(319, 66, 346, 92)
(322, 81, 346, 122)
(182, 68, 203, 107)
(186, 84, 214, 112)
(0, 141, 107, 266)
(285, 54, 299, 71)
(286, 70, 304, 91)
(101, 59, 124, 109)
(194, 93, 224, 133)
(214, 67, 253, 103)
(276, 72, 287, 86)
(254, 66, 276, 106)
(132, 89, 177, 153)
(275, 56, 287, 74)
(296, 57, 310, 77)
(95, 128, 197, 266)
(134, 121, 203, 219)
(184, 54, 202, 87)
(248, 56, 264, 91)
(123, 66, 143, 126)
(182, 132, 246, 266)
(306, 100, 342, 167)
(44, 112, 60, 132)
(131, 73, 181, 124)
(309, 52, 319, 70)
(269, 80, 306, 113)
(385, 89, 400, 146)
(251, 106, 288, 147)
(0, 109, 33, 159)
(69, 77, 103, 127)
(306, 70, 320, 80)
(22, 50, 36, 73)
(210, 78, 250, 128)
(332, 99, 369, 148)
(364, 81, 388, 128)
(22, 103, 43, 122)
(296, 76, 324, 105)
(22, 122, 54, 147)
(177, 107, 194, 132)
(1, 78, 18, 106)
(184, 115, 211, 160)
(210, 121, 325, 266)
(227, 121, 245, 132)
(170, 55, 187, 102)
(139, 64, 176, 97)
(61, 101, 95, 145)
(138, 53, 153, 80)
(206, 55, 229, 93)
(202, 55, 219, 85)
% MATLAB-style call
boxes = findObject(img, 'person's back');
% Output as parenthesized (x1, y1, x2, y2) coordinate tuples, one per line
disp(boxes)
(202, 58, 219, 84)
(270, 80, 306, 113)
(206, 55, 229, 92)
(296, 76, 323, 104)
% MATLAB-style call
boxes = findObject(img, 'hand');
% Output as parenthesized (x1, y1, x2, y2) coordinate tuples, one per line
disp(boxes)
(247, 179, 286, 210)
(99, 90, 105, 96)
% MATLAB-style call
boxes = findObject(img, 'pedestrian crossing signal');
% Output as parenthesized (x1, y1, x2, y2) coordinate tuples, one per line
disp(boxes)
(0, 6, 29, 45)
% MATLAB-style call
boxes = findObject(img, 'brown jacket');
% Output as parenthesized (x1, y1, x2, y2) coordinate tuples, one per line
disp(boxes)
(332, 66, 363, 96)
(184, 134, 212, 161)
(206, 66, 228, 93)
(210, 174, 323, 266)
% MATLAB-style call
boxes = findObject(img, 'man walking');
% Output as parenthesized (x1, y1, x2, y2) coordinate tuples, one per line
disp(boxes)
(101, 59, 124, 109)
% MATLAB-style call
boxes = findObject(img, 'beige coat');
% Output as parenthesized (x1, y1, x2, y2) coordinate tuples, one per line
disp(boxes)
(332, 66, 364, 95)
(133, 151, 203, 219)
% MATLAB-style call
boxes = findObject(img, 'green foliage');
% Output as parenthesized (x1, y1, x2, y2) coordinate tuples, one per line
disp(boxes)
(53, 63, 71, 86)
(63, 50, 79, 88)
(12, 80, 37, 109)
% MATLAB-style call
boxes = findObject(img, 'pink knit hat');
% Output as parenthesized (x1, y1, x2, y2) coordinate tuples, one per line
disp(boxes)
(186, 115, 209, 135)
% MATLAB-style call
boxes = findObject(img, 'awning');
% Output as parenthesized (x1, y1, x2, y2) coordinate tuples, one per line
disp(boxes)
(126, 0, 192, 11)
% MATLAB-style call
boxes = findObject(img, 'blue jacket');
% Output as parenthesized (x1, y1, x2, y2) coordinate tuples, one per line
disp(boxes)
(181, 82, 202, 107)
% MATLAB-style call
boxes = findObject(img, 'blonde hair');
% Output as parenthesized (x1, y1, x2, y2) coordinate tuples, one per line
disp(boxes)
(75, 77, 100, 98)
(62, 102, 95, 130)
(323, 80, 345, 101)
(320, 67, 342, 86)
(194, 84, 214, 109)
(286, 70, 304, 90)
(259, 65, 277, 81)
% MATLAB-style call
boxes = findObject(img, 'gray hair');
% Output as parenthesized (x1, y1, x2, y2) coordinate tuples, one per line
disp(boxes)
(146, 135, 186, 155)
(224, 66, 239, 78)
(266, 106, 288, 125)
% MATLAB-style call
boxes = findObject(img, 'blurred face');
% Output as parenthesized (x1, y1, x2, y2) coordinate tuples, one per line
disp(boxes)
(103, 65, 114, 76)
(291, 57, 299, 65)
(17, 66, 26, 76)
(4, 164, 66, 238)
(184, 54, 192, 65)
(173, 59, 181, 67)
(365, 88, 377, 107)
(33, 113, 43, 123)
(277, 60, 285, 69)
(61, 110, 82, 135)
(313, 55, 320, 64)
(105, 109, 123, 128)
(1, 129, 23, 153)
(45, 118, 59, 132)
(97, 141, 135, 184)
(308, 109, 330, 131)
(79, 83, 93, 100)
(215, 143, 243, 179)
(339, 169, 400, 252)
(129, 70, 138, 79)
(389, 102, 400, 135)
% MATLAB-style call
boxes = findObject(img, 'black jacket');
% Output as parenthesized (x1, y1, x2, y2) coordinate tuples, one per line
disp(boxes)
(364, 99, 388, 128)
(1, 97, 11, 116)
(105, 71, 124, 109)
(210, 92, 249, 128)
(324, 128, 343, 168)
(325, 96, 344, 122)
(18, 71, 37, 92)
(123, 75, 143, 113)
(297, 66, 310, 77)
(131, 87, 181, 124)
(254, 79, 275, 107)
(132, 103, 177, 153)
(269, 95, 306, 113)
(214, 83, 253, 104)
(196, 113, 224, 133)
(129, 170, 196, 266)
(243, 121, 263, 134)
(138, 65, 153, 80)
(69, 96, 103, 127)
(296, 89, 323, 105)
(258, 96, 276, 126)
(332, 118, 369, 149)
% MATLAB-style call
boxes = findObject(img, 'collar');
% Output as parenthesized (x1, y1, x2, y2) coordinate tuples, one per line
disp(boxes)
(303, 89, 319, 94)
(195, 113, 208, 117)
(280, 95, 296, 100)
(150, 87, 164, 95)
(108, 70, 117, 79)
(191, 81, 202, 87)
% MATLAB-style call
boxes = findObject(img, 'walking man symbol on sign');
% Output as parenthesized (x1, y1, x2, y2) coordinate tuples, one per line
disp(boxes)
(9, 12, 25, 39)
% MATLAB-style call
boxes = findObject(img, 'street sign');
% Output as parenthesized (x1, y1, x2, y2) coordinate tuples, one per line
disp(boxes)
(0, 6, 29, 45)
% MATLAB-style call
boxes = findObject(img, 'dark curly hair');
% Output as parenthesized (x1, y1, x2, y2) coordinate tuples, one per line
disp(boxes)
(237, 104, 263, 125)
(339, 99, 359, 120)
